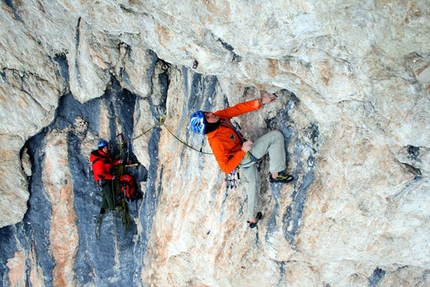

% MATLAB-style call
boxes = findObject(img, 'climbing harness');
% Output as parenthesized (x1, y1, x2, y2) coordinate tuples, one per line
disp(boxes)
(246, 151, 259, 163)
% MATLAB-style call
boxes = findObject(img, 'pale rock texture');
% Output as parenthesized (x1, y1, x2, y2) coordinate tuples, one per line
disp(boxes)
(0, 0, 429, 286)
(42, 128, 79, 287)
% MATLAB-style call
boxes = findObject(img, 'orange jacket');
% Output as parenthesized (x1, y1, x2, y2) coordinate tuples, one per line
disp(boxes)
(206, 99, 262, 174)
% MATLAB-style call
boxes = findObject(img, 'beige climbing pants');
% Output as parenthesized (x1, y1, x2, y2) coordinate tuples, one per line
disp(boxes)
(239, 130, 286, 219)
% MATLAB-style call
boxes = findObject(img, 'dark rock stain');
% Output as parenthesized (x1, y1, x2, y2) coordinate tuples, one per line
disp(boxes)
(368, 267, 386, 287)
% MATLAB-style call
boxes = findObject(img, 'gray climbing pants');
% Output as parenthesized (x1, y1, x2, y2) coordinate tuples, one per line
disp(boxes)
(239, 130, 286, 219)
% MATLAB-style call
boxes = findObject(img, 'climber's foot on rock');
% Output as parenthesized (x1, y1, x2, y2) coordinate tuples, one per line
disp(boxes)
(248, 212, 263, 228)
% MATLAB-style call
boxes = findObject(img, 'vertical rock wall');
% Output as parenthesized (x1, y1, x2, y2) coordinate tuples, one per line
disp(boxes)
(0, 1, 429, 286)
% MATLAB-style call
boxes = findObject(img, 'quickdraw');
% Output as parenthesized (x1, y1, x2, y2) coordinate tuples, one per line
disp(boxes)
(225, 168, 241, 189)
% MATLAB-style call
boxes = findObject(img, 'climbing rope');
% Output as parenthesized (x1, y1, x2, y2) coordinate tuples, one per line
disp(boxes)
(120, 198, 130, 230)
(95, 116, 211, 239)
(114, 163, 131, 232)
(130, 119, 164, 142)
(128, 117, 213, 155)
(162, 121, 212, 155)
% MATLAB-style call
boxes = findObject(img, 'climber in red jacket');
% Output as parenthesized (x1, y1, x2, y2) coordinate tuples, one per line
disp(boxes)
(90, 140, 123, 214)
(190, 93, 293, 228)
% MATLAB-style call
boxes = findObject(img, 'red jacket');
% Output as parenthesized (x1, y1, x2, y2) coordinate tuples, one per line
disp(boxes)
(90, 150, 121, 181)
(206, 99, 262, 174)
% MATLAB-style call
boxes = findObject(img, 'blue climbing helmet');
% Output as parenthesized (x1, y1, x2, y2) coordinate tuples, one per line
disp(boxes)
(97, 140, 108, 149)
(189, 110, 206, 134)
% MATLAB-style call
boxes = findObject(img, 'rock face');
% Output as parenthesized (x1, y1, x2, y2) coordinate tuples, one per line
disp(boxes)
(0, 1, 429, 286)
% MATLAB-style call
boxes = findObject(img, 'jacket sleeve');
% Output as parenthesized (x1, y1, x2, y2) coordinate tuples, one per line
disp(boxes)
(215, 99, 262, 119)
(210, 137, 246, 174)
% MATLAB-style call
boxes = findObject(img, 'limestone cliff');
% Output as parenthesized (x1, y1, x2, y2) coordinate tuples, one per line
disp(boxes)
(0, 1, 429, 286)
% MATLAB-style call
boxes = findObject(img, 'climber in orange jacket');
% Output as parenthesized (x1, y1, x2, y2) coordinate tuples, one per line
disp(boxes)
(190, 93, 293, 228)
(90, 140, 123, 214)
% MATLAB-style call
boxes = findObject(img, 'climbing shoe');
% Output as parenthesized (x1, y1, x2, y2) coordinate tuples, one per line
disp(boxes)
(248, 212, 263, 229)
(269, 171, 294, 183)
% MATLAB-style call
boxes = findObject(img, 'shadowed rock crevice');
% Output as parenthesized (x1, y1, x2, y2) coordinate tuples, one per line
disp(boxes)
(4, 75, 154, 286)
(74, 17, 83, 88)
(1, 1, 430, 285)
(3, 0, 22, 22)
(0, 225, 19, 283)
(283, 166, 315, 245)
(368, 267, 386, 287)
(21, 128, 55, 286)
(272, 260, 288, 287)
(263, 91, 318, 246)
(130, 56, 169, 286)
(282, 123, 318, 245)
(53, 52, 70, 93)
(407, 145, 420, 161)
(218, 38, 241, 63)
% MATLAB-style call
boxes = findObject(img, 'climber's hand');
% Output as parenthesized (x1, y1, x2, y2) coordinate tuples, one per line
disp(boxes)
(242, 140, 253, 152)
